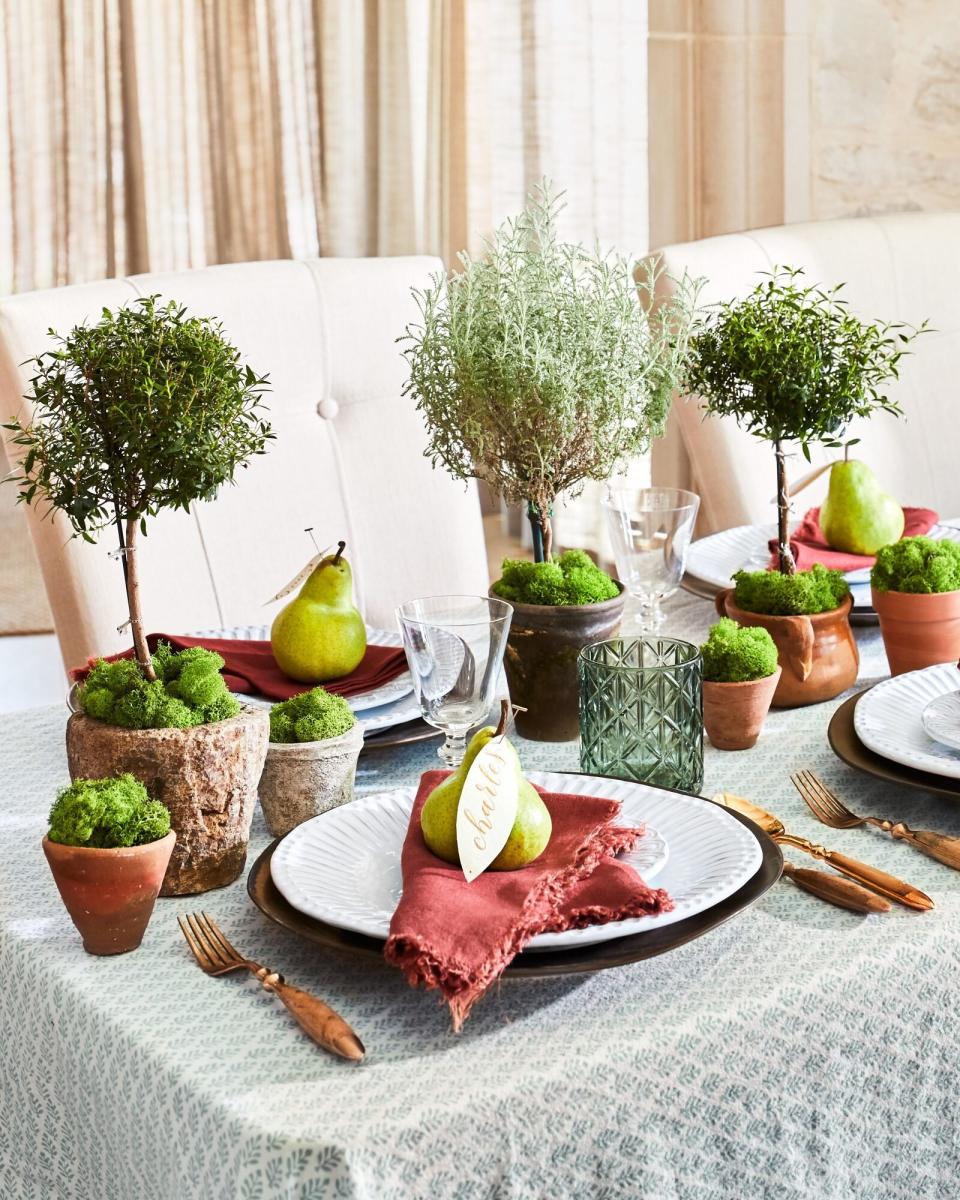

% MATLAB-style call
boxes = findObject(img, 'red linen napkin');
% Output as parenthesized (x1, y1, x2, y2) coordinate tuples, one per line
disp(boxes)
(767, 506, 939, 573)
(71, 632, 407, 702)
(385, 770, 673, 1030)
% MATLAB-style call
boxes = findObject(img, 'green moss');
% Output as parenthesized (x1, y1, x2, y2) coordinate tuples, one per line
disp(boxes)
(700, 618, 778, 683)
(76, 642, 239, 730)
(47, 774, 171, 848)
(732, 564, 849, 616)
(269, 687, 357, 744)
(491, 549, 619, 607)
(870, 536, 960, 594)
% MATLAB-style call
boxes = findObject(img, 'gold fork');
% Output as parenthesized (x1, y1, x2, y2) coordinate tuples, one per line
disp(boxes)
(178, 912, 365, 1062)
(792, 769, 960, 871)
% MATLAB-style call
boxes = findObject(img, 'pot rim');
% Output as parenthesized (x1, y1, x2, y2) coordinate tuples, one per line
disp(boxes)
(65, 706, 267, 733)
(702, 665, 782, 692)
(42, 829, 177, 858)
(721, 589, 853, 623)
(266, 721, 365, 755)
(488, 579, 625, 618)
(871, 585, 960, 600)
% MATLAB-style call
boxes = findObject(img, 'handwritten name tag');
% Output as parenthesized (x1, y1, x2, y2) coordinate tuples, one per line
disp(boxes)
(456, 737, 519, 883)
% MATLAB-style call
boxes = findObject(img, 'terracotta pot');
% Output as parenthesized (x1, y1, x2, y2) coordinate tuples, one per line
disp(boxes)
(496, 585, 626, 741)
(258, 722, 364, 837)
(66, 708, 269, 896)
(42, 830, 175, 955)
(715, 591, 858, 708)
(702, 666, 782, 750)
(872, 586, 960, 675)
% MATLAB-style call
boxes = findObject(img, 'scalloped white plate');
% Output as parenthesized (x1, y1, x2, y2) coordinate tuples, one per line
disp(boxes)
(270, 772, 763, 951)
(855, 663, 960, 778)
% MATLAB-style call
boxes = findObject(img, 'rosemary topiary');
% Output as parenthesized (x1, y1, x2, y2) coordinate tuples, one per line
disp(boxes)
(77, 642, 240, 730)
(48, 774, 171, 848)
(732, 564, 849, 616)
(4, 297, 272, 679)
(871, 536, 960, 594)
(700, 618, 778, 683)
(401, 182, 697, 563)
(491, 549, 619, 607)
(683, 268, 927, 575)
(269, 687, 357, 744)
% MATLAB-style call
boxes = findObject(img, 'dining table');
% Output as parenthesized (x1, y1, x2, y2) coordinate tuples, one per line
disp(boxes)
(2, 589, 959, 1200)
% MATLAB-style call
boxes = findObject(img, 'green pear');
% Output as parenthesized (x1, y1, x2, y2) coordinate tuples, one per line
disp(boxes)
(271, 541, 366, 682)
(421, 704, 552, 871)
(820, 460, 905, 556)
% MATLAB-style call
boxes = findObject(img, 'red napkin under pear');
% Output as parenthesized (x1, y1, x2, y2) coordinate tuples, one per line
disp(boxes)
(385, 770, 673, 1031)
(767, 505, 939, 574)
(71, 632, 407, 701)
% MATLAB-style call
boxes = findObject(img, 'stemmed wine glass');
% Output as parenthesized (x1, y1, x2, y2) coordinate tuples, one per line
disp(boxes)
(396, 595, 513, 766)
(603, 487, 700, 631)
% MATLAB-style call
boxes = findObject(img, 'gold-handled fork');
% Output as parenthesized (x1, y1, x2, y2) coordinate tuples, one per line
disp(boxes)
(178, 912, 365, 1062)
(792, 770, 960, 872)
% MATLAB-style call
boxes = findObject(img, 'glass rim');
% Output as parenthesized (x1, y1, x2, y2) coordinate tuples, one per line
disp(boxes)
(396, 593, 514, 628)
(578, 635, 702, 671)
(601, 486, 700, 515)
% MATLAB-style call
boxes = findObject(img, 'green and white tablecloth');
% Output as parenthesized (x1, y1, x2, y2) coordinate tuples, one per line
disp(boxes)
(3, 593, 960, 1199)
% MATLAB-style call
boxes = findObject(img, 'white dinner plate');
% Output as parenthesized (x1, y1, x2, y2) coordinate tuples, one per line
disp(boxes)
(855, 663, 960, 779)
(269, 771, 762, 951)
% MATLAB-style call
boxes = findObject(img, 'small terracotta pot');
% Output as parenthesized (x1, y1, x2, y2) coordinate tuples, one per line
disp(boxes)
(258, 722, 364, 837)
(702, 666, 782, 750)
(715, 591, 858, 708)
(496, 585, 626, 741)
(872, 587, 960, 675)
(42, 831, 176, 955)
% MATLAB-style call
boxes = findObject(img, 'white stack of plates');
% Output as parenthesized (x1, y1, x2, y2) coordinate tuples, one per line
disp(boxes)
(855, 662, 960, 779)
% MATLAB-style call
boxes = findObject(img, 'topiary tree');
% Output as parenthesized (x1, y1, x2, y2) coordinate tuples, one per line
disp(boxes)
(400, 182, 698, 563)
(5, 296, 272, 678)
(682, 267, 927, 574)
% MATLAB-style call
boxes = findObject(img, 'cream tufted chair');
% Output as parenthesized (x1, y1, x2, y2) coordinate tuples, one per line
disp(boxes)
(0, 258, 488, 671)
(652, 213, 960, 534)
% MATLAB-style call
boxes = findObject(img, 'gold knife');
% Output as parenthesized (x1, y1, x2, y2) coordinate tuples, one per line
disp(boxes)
(781, 861, 891, 913)
(714, 792, 934, 912)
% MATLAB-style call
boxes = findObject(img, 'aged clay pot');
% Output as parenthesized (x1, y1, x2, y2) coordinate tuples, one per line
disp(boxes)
(66, 708, 269, 895)
(702, 666, 782, 750)
(497, 585, 626, 741)
(258, 722, 364, 837)
(715, 591, 858, 708)
(42, 831, 176, 955)
(871, 587, 960, 676)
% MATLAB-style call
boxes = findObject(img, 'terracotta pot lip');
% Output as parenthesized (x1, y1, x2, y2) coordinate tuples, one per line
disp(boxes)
(488, 580, 626, 617)
(871, 586, 960, 600)
(66, 708, 266, 736)
(267, 721, 364, 753)
(42, 829, 176, 857)
(720, 589, 853, 623)
(702, 666, 782, 692)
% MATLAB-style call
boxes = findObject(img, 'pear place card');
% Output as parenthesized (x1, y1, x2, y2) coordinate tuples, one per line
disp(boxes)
(456, 736, 519, 883)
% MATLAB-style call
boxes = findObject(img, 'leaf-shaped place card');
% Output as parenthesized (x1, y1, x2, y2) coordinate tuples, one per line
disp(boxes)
(262, 546, 333, 606)
(456, 737, 519, 883)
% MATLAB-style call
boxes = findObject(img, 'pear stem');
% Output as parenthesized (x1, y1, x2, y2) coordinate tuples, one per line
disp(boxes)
(332, 540, 346, 566)
(494, 699, 511, 737)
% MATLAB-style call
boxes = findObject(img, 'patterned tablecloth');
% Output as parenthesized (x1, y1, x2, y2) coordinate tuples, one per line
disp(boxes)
(3, 592, 960, 1200)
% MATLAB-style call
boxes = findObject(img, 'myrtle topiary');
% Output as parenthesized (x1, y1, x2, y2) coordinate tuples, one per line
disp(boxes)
(269, 687, 357, 744)
(870, 536, 960, 595)
(48, 774, 171, 848)
(76, 642, 240, 730)
(732, 564, 849, 617)
(700, 618, 778, 683)
(492, 549, 620, 607)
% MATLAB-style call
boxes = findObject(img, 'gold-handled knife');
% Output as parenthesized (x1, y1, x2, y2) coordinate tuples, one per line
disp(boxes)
(781, 861, 892, 913)
(714, 792, 934, 912)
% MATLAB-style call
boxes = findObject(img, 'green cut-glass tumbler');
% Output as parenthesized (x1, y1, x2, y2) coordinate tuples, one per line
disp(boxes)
(578, 638, 703, 793)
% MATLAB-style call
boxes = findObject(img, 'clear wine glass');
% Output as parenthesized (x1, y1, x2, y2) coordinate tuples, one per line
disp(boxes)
(603, 486, 701, 631)
(396, 595, 513, 767)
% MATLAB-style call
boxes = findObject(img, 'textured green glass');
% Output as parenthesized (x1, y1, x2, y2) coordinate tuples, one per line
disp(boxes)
(578, 638, 703, 793)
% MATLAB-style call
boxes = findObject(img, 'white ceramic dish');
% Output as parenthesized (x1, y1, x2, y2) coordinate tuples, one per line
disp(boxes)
(269, 771, 762, 951)
(855, 663, 960, 778)
(921, 690, 960, 753)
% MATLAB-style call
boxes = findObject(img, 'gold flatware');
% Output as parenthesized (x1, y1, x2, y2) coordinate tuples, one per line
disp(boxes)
(792, 769, 960, 872)
(713, 792, 934, 912)
(781, 860, 891, 913)
(178, 912, 365, 1062)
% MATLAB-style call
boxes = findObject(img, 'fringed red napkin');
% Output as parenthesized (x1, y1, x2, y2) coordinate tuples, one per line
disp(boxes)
(71, 632, 407, 701)
(385, 770, 673, 1030)
(767, 505, 939, 573)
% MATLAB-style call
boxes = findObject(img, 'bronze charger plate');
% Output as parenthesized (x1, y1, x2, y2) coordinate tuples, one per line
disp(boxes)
(361, 718, 442, 752)
(829, 689, 960, 799)
(246, 794, 782, 978)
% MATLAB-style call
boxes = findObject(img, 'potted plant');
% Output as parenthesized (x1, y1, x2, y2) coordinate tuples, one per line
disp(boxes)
(700, 618, 781, 750)
(401, 183, 697, 740)
(42, 773, 176, 955)
(259, 687, 363, 837)
(871, 537, 960, 675)
(5, 297, 273, 893)
(683, 267, 926, 707)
